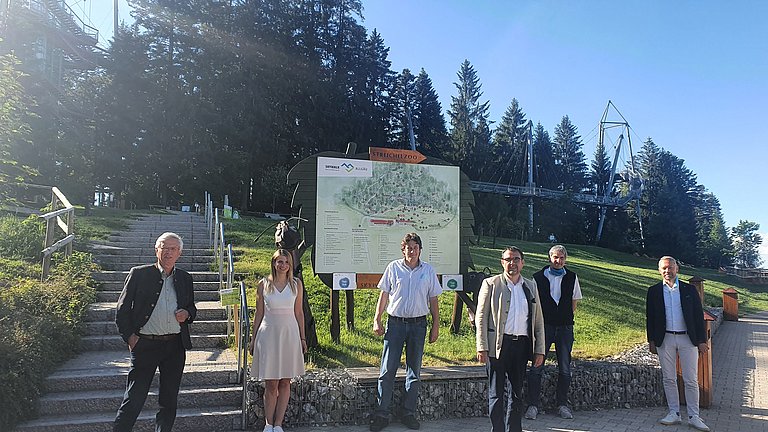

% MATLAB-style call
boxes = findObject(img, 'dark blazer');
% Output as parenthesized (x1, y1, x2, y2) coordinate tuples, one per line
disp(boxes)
(115, 264, 197, 350)
(645, 279, 706, 348)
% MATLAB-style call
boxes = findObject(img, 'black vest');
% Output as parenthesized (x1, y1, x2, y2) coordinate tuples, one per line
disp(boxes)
(533, 265, 576, 326)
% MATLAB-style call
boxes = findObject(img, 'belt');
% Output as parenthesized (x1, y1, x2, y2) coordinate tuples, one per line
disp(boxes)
(665, 330, 687, 335)
(139, 333, 180, 341)
(503, 334, 528, 341)
(389, 315, 426, 323)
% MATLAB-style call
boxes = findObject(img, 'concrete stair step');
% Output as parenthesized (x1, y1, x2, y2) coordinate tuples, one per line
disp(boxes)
(95, 255, 214, 264)
(87, 302, 227, 322)
(97, 280, 222, 292)
(81, 334, 227, 351)
(92, 271, 222, 282)
(89, 244, 214, 256)
(85, 320, 227, 336)
(104, 240, 213, 249)
(45, 349, 239, 392)
(14, 405, 241, 432)
(97, 262, 214, 272)
(38, 385, 241, 416)
(96, 289, 220, 302)
(109, 230, 209, 237)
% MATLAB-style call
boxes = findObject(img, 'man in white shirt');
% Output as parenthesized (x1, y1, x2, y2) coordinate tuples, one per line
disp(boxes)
(476, 246, 545, 432)
(370, 233, 442, 432)
(525, 245, 583, 420)
(645, 256, 710, 432)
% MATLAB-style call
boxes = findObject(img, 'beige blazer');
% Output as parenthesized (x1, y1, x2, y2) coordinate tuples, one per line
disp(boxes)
(475, 273, 545, 359)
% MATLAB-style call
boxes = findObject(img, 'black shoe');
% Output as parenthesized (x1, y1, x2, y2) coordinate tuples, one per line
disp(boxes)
(401, 415, 420, 430)
(370, 416, 389, 432)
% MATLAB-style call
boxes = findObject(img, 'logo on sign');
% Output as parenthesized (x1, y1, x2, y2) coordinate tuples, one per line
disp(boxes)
(341, 162, 354, 172)
(447, 279, 458, 290)
(339, 277, 350, 288)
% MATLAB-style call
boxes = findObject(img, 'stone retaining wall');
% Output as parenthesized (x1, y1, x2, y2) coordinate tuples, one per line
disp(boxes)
(246, 309, 722, 428)
(246, 362, 663, 427)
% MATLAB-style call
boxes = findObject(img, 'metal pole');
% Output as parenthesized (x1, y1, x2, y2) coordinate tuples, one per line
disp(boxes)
(526, 121, 534, 230)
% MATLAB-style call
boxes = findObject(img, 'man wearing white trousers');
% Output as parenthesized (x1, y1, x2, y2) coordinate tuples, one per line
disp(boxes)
(645, 256, 710, 432)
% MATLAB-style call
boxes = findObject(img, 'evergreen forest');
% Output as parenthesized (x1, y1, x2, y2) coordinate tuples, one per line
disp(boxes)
(0, 0, 761, 268)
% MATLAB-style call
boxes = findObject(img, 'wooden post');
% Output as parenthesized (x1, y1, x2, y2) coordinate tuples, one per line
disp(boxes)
(345, 290, 355, 330)
(722, 288, 739, 321)
(450, 292, 464, 334)
(331, 289, 340, 343)
(65, 209, 74, 256)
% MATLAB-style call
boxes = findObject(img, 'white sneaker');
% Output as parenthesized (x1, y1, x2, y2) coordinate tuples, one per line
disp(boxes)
(263, 425, 273, 432)
(558, 405, 573, 419)
(273, 426, 285, 432)
(688, 416, 710, 431)
(659, 411, 681, 425)
(524, 405, 538, 420)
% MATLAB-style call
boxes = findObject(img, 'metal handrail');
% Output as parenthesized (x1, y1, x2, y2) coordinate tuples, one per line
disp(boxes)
(238, 280, 250, 430)
(203, 192, 250, 428)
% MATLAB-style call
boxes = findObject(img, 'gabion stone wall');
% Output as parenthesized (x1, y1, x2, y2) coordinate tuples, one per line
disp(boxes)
(246, 309, 721, 427)
(246, 362, 664, 428)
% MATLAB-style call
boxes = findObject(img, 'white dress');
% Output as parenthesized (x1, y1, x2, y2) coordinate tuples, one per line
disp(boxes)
(251, 280, 305, 380)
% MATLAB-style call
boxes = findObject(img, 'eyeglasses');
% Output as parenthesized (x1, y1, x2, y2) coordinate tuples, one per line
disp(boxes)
(501, 257, 522, 263)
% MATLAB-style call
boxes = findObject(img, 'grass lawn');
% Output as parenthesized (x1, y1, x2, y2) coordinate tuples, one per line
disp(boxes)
(226, 216, 768, 368)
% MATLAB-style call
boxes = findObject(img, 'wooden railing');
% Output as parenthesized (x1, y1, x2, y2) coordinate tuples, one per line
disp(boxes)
(39, 186, 75, 279)
(724, 266, 768, 279)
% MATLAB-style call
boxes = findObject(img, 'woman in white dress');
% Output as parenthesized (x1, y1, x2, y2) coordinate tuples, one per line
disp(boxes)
(250, 249, 307, 432)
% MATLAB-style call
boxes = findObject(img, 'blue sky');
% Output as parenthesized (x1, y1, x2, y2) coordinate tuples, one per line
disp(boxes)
(83, 0, 768, 262)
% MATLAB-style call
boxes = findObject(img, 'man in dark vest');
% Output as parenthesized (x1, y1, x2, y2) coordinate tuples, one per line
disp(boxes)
(525, 244, 582, 420)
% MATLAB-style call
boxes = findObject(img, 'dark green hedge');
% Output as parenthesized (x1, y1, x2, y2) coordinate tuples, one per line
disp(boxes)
(0, 251, 97, 430)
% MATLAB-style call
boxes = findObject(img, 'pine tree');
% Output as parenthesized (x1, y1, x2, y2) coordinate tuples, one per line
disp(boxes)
(412, 69, 448, 159)
(391, 68, 417, 149)
(532, 123, 557, 189)
(552, 115, 587, 191)
(488, 99, 528, 185)
(590, 140, 613, 196)
(447, 60, 490, 178)
(0, 52, 36, 204)
(732, 220, 762, 268)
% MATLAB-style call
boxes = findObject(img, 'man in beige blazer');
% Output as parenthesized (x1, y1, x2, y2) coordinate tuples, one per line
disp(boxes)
(476, 246, 545, 432)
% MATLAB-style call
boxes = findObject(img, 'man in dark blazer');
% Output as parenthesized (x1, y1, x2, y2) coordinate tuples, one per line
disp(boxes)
(476, 246, 545, 432)
(645, 256, 710, 432)
(114, 232, 196, 432)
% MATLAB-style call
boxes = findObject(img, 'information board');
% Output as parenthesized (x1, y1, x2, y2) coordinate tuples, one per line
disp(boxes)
(315, 157, 460, 275)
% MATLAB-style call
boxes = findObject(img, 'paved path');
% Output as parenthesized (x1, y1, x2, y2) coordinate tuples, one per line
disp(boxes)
(291, 311, 768, 432)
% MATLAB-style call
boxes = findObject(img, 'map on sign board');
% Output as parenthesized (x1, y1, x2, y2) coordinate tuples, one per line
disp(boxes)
(315, 157, 460, 275)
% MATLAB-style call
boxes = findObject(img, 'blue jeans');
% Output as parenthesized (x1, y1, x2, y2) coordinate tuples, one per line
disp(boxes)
(375, 316, 427, 418)
(526, 324, 574, 407)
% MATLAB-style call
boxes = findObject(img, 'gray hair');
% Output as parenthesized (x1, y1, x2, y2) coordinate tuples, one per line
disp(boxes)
(549, 244, 567, 258)
(155, 232, 184, 251)
(658, 256, 677, 266)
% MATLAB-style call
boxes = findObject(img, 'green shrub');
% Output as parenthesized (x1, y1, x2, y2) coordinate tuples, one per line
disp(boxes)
(0, 215, 44, 261)
(0, 257, 39, 282)
(0, 252, 96, 430)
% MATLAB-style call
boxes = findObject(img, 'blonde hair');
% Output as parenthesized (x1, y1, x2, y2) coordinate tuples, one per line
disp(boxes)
(264, 249, 298, 294)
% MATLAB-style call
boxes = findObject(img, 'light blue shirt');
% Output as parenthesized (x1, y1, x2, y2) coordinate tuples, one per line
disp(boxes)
(662, 278, 687, 332)
(378, 259, 442, 318)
